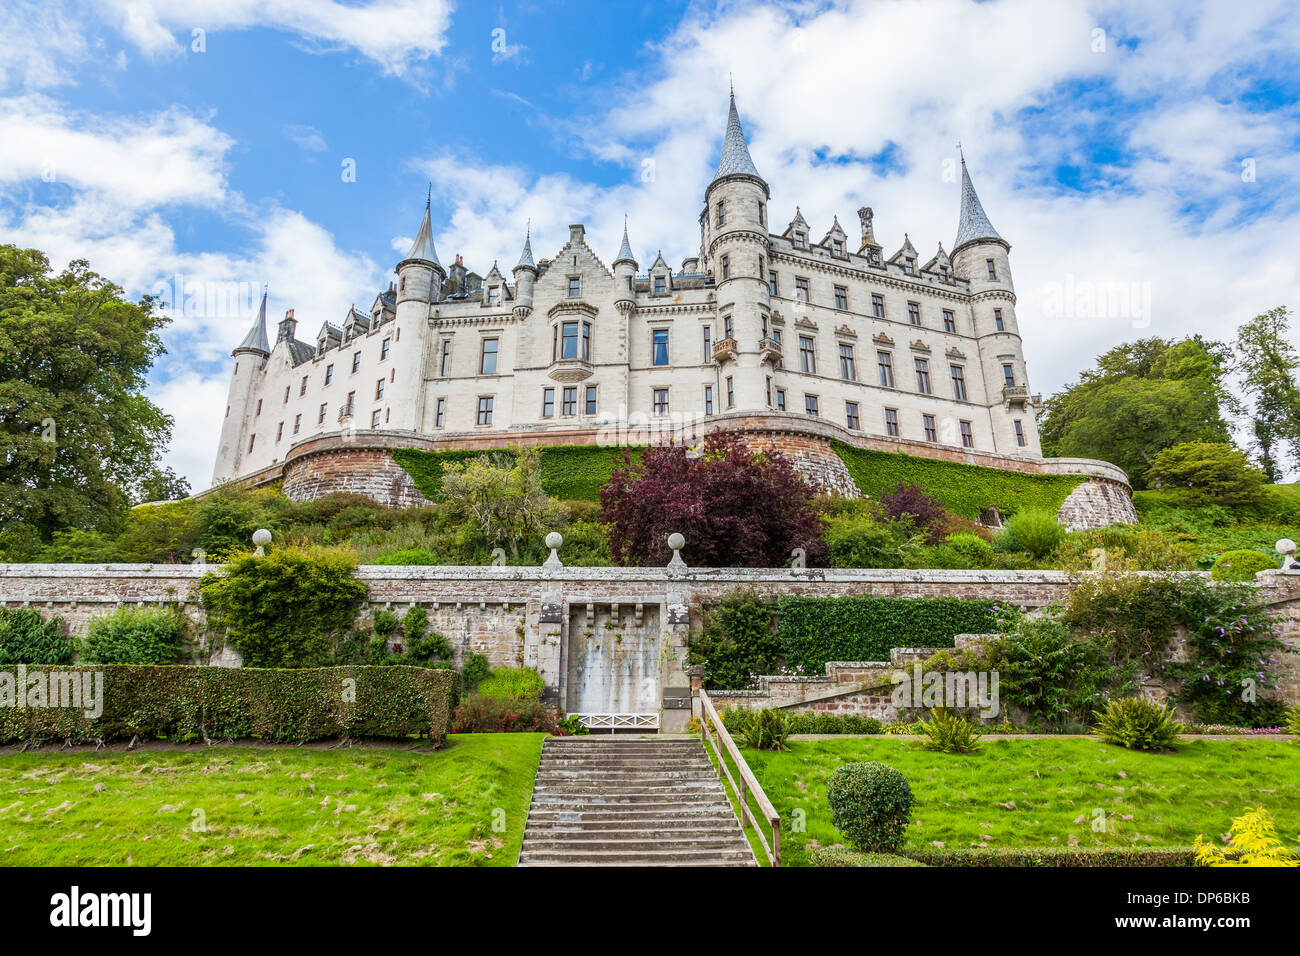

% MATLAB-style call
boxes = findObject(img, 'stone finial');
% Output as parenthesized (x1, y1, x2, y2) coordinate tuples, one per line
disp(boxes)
(252, 528, 272, 556)
(543, 532, 563, 569)
(667, 533, 686, 570)
(1277, 538, 1299, 572)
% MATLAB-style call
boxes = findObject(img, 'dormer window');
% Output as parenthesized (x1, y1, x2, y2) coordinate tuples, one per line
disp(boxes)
(793, 232, 806, 249)
(939, 265, 949, 280)
(568, 276, 581, 298)
(487, 286, 501, 306)
(905, 258, 915, 275)
(832, 240, 843, 257)
(654, 275, 666, 294)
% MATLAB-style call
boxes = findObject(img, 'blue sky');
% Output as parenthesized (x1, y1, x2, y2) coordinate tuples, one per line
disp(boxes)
(2, 0, 1298, 488)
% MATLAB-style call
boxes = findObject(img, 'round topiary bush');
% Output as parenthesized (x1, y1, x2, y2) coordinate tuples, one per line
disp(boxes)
(826, 761, 914, 853)
(1210, 549, 1277, 582)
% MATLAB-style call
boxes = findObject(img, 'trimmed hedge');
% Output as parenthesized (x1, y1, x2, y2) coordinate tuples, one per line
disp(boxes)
(830, 440, 1084, 519)
(777, 596, 1005, 673)
(393, 445, 644, 503)
(903, 847, 1197, 867)
(0, 665, 453, 745)
(810, 847, 925, 867)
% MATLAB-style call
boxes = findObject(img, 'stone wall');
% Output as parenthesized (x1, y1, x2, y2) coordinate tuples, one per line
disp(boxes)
(1057, 479, 1139, 530)
(281, 447, 428, 507)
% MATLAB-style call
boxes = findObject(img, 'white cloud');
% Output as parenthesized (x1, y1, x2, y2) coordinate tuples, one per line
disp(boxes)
(283, 123, 329, 153)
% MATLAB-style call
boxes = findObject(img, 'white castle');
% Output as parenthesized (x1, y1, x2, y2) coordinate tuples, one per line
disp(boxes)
(213, 92, 1053, 499)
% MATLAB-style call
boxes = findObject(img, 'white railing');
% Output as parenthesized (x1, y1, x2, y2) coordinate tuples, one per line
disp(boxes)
(699, 689, 781, 867)
(573, 713, 659, 731)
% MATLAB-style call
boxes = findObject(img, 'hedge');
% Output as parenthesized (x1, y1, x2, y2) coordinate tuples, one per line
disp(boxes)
(0, 665, 453, 746)
(902, 847, 1197, 867)
(810, 847, 925, 867)
(777, 596, 1005, 673)
(392, 445, 644, 503)
(830, 440, 1084, 519)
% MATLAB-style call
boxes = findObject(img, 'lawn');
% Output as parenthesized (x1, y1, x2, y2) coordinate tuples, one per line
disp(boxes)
(0, 734, 544, 866)
(737, 738, 1300, 867)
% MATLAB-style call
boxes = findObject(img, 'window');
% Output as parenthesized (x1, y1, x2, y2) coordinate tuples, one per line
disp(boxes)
(480, 337, 498, 375)
(766, 376, 772, 406)
(562, 386, 577, 416)
(371, 410, 381, 428)
(560, 322, 580, 360)
(960, 420, 974, 448)
(487, 286, 501, 306)
(352, 351, 361, 373)
(716, 200, 726, 226)
(585, 385, 597, 415)
(248, 434, 256, 452)
(476, 396, 494, 425)
(654, 275, 666, 294)
(795, 277, 809, 301)
(907, 302, 920, 325)
(939, 265, 949, 280)
(877, 351, 894, 387)
(923, 414, 937, 442)
(652, 328, 669, 366)
(772, 328, 781, 345)
(568, 276, 581, 298)
(799, 335, 816, 374)
(375, 378, 385, 400)
(346, 390, 355, 413)
(832, 239, 843, 257)
(256, 399, 262, 416)
(723, 314, 733, 339)
(845, 401, 860, 430)
(804, 394, 819, 416)
(439, 340, 452, 376)
(293, 413, 301, 435)
(992, 309, 1004, 332)
(284, 385, 290, 403)
(542, 388, 555, 417)
(653, 387, 670, 416)
(914, 357, 932, 393)
(768, 271, 778, 296)
(905, 258, 915, 275)
(884, 408, 899, 436)
(299, 376, 308, 396)
(871, 294, 885, 317)
(583, 322, 591, 361)
(793, 232, 806, 249)
(1003, 363, 1016, 388)
(758, 203, 765, 226)
(704, 385, 714, 415)
(721, 255, 731, 279)
(986, 259, 997, 280)
(839, 343, 855, 380)
(318, 403, 327, 424)
(950, 365, 967, 401)
(726, 376, 735, 408)
(775, 388, 786, 411)
(1015, 420, 1026, 446)
(381, 337, 391, 360)
(943, 310, 956, 333)
(435, 397, 446, 428)
(276, 421, 284, 442)
(834, 285, 848, 310)
(225, 405, 229, 418)
(325, 364, 334, 385)
(703, 325, 712, 361)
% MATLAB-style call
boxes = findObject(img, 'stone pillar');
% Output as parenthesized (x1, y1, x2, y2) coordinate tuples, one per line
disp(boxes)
(686, 664, 706, 722)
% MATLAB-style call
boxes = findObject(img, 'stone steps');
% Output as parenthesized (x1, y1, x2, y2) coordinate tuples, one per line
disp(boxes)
(518, 738, 756, 867)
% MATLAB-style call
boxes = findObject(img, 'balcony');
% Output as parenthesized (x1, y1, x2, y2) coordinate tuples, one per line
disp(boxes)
(1001, 385, 1041, 409)
(711, 337, 738, 363)
(547, 357, 593, 383)
(337, 402, 355, 422)
(758, 336, 783, 365)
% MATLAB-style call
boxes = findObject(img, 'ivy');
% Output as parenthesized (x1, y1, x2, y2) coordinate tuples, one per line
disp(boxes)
(393, 445, 644, 503)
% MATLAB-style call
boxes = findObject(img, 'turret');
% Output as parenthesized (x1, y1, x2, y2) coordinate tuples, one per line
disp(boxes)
(213, 289, 270, 482)
(396, 196, 444, 307)
(612, 217, 637, 316)
(511, 223, 537, 320)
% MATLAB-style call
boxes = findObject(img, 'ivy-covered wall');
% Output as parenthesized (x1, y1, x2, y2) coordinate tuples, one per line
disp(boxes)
(392, 445, 644, 502)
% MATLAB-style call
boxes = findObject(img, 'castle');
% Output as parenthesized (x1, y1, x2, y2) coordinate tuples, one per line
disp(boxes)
(211, 93, 1136, 528)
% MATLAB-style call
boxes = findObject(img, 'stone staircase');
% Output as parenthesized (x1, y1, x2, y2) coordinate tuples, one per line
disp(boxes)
(517, 736, 757, 866)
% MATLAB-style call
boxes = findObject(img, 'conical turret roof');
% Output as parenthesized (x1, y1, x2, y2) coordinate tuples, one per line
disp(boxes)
(403, 198, 442, 267)
(711, 91, 763, 185)
(235, 289, 270, 354)
(953, 157, 1005, 252)
(514, 224, 536, 272)
(612, 218, 637, 267)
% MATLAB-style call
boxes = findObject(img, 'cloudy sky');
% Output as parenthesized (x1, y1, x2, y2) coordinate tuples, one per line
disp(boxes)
(2, 0, 1298, 490)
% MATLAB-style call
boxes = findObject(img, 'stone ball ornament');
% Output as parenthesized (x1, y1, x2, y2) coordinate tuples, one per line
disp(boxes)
(545, 532, 563, 550)
(252, 528, 272, 556)
(667, 532, 685, 552)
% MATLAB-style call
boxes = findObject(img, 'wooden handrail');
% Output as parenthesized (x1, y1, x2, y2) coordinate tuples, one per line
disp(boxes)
(698, 689, 781, 867)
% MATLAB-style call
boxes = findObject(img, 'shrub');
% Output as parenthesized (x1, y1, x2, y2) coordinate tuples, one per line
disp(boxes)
(906, 847, 1195, 867)
(826, 761, 914, 853)
(1288, 706, 1300, 737)
(476, 666, 545, 701)
(945, 532, 995, 566)
(199, 546, 369, 668)
(878, 483, 950, 544)
(369, 548, 441, 565)
(80, 607, 186, 665)
(1210, 549, 1277, 581)
(440, 446, 563, 560)
(0, 665, 453, 745)
(739, 708, 791, 751)
(688, 589, 780, 689)
(0, 608, 74, 665)
(1145, 441, 1268, 507)
(1091, 697, 1184, 751)
(460, 653, 492, 692)
(600, 431, 828, 568)
(1194, 806, 1299, 867)
(450, 694, 562, 733)
(810, 847, 925, 867)
(998, 508, 1065, 559)
(36, 529, 117, 563)
(917, 709, 982, 753)
(784, 713, 883, 735)
(824, 515, 921, 568)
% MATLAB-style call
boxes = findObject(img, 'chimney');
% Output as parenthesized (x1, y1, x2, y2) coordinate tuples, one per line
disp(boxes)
(276, 308, 297, 343)
(569, 224, 584, 244)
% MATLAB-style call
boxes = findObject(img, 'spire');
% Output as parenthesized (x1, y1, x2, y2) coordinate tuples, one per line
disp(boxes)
(235, 288, 270, 354)
(953, 156, 1005, 253)
(711, 90, 763, 186)
(612, 215, 637, 268)
(403, 195, 442, 267)
(514, 220, 536, 272)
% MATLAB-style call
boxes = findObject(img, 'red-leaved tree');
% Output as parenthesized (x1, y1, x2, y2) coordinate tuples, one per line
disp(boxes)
(599, 432, 828, 568)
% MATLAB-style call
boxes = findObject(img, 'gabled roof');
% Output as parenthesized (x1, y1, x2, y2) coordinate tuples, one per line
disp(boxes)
(889, 233, 919, 263)
(711, 91, 764, 187)
(922, 242, 952, 274)
(287, 340, 316, 366)
(235, 290, 270, 355)
(953, 157, 1006, 252)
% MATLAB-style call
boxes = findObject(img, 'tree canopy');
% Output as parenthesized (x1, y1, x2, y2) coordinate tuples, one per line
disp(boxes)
(1234, 306, 1300, 482)
(0, 245, 181, 543)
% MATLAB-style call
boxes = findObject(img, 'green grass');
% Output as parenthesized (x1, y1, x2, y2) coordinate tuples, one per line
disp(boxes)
(739, 737, 1300, 867)
(0, 734, 544, 866)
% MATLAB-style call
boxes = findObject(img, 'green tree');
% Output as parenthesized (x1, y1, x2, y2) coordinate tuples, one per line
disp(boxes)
(1235, 306, 1300, 482)
(0, 246, 176, 538)
(1144, 441, 1267, 507)
(1040, 337, 1235, 487)
(440, 446, 561, 559)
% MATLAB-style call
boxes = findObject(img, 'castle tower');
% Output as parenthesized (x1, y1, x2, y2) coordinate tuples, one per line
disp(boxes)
(395, 197, 445, 432)
(512, 224, 538, 321)
(703, 90, 771, 413)
(950, 156, 1038, 454)
(213, 289, 270, 483)
(396, 196, 445, 307)
(612, 217, 638, 317)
